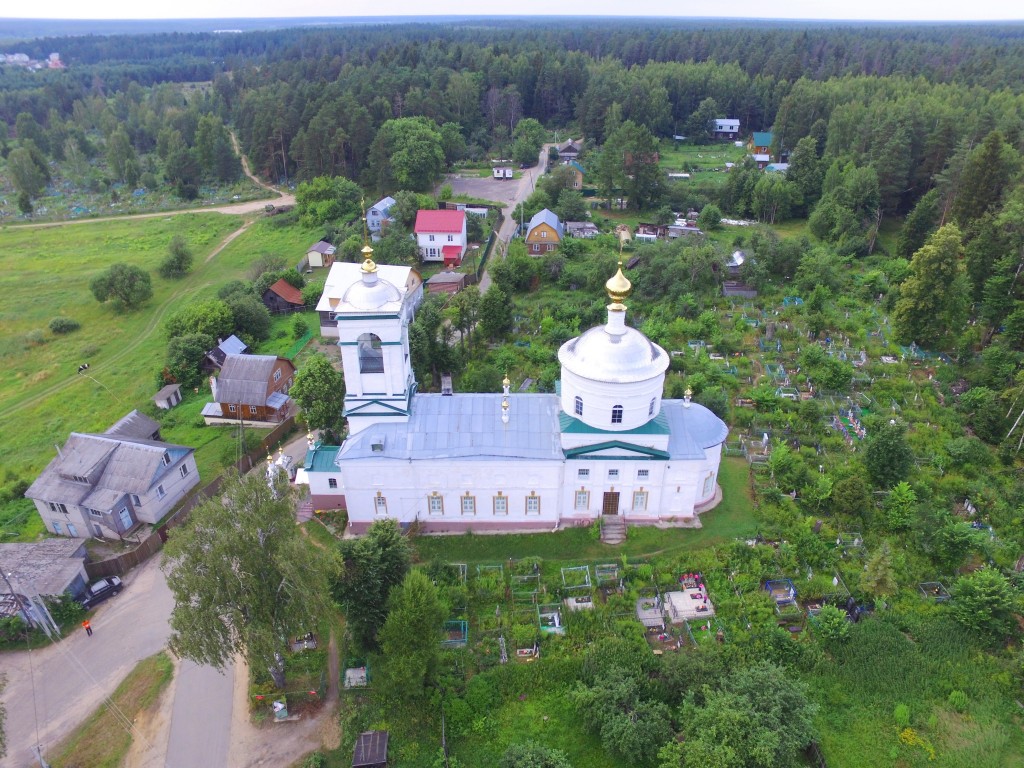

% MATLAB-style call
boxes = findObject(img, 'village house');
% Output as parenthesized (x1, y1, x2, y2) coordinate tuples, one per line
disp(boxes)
(202, 354, 295, 425)
(567, 160, 586, 189)
(0, 540, 90, 614)
(556, 138, 583, 163)
(712, 118, 741, 140)
(24, 413, 200, 539)
(204, 334, 249, 371)
(152, 383, 183, 410)
(366, 196, 396, 233)
(525, 208, 564, 254)
(414, 209, 467, 266)
(426, 270, 470, 295)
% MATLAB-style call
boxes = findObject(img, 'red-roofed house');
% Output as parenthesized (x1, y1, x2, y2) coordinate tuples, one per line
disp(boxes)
(414, 209, 467, 265)
(262, 279, 306, 314)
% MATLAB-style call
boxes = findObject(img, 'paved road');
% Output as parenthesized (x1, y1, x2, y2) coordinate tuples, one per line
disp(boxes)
(166, 660, 234, 768)
(0, 556, 173, 768)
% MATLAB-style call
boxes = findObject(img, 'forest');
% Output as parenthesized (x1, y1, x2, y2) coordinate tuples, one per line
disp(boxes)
(3, 17, 1024, 768)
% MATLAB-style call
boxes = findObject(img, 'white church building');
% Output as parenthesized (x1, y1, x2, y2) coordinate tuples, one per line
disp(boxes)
(304, 248, 728, 535)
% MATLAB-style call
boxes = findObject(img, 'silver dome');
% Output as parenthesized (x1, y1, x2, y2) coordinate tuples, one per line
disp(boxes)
(558, 325, 669, 384)
(342, 275, 402, 311)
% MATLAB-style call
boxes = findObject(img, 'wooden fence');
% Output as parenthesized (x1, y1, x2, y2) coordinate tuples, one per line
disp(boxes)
(85, 417, 299, 579)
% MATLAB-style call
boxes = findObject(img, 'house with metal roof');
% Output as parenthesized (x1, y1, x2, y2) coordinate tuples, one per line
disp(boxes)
(414, 209, 467, 266)
(0, 540, 89, 609)
(352, 731, 388, 768)
(525, 208, 564, 254)
(205, 334, 250, 371)
(303, 245, 728, 535)
(24, 414, 200, 539)
(262, 278, 306, 314)
(306, 240, 337, 268)
(202, 354, 295, 425)
(366, 197, 396, 233)
(712, 118, 740, 140)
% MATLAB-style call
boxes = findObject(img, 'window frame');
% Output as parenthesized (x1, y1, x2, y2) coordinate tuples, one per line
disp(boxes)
(574, 490, 589, 511)
(525, 493, 541, 515)
(461, 493, 476, 516)
(428, 493, 444, 515)
(574, 395, 583, 416)
(493, 493, 508, 515)
(608, 469, 619, 479)
(328, 478, 338, 489)
(180, 464, 189, 478)
(611, 404, 623, 424)
(637, 469, 650, 479)
(156, 485, 166, 499)
(374, 493, 388, 515)
(632, 490, 648, 512)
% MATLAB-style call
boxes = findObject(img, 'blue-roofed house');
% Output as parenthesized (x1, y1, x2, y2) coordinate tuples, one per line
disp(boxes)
(303, 241, 729, 535)
(525, 208, 564, 255)
(367, 196, 396, 233)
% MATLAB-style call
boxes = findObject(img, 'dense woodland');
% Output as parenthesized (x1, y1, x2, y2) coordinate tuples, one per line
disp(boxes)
(5, 19, 1024, 768)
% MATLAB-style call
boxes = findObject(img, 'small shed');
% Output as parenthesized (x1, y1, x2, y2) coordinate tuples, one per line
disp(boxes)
(153, 383, 183, 410)
(306, 240, 336, 269)
(352, 730, 388, 768)
(0, 540, 90, 609)
(262, 279, 305, 314)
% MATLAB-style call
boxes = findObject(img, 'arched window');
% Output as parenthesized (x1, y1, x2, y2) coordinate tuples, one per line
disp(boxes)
(611, 404, 623, 424)
(648, 398, 656, 416)
(357, 333, 384, 373)
(574, 396, 583, 416)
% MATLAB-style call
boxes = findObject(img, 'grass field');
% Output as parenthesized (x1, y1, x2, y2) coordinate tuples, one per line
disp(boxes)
(46, 651, 174, 768)
(0, 213, 322, 519)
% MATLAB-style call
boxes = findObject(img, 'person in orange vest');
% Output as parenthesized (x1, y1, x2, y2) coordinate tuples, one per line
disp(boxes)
(82, 619, 93, 637)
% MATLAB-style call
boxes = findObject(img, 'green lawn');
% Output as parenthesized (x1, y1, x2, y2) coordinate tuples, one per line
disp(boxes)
(412, 457, 757, 565)
(0, 213, 321, 515)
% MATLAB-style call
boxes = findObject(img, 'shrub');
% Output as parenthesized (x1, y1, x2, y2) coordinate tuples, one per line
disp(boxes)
(49, 317, 81, 334)
(948, 690, 968, 712)
(292, 315, 310, 340)
(894, 703, 911, 728)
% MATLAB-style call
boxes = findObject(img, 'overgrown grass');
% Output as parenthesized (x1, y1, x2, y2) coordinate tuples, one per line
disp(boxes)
(46, 651, 174, 768)
(412, 457, 757, 565)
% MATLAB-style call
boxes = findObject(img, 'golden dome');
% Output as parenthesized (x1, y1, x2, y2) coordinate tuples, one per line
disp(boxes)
(605, 261, 631, 305)
(502, 373, 511, 388)
(360, 244, 377, 274)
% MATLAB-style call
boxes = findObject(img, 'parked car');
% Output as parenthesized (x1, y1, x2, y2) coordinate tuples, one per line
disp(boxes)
(78, 576, 123, 609)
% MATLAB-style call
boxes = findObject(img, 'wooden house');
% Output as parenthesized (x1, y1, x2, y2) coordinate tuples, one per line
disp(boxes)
(202, 354, 295, 425)
(524, 208, 563, 254)
(262, 279, 305, 314)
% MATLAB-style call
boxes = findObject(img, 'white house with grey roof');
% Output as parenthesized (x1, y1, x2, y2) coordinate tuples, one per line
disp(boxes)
(303, 246, 728, 535)
(25, 413, 200, 539)
(366, 196, 397, 233)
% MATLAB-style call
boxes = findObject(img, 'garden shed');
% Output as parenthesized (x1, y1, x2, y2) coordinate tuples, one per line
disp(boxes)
(352, 730, 389, 768)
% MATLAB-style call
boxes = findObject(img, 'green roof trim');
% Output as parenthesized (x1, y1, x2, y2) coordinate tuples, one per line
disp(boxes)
(564, 440, 670, 460)
(559, 411, 670, 435)
(344, 399, 409, 416)
(306, 446, 341, 472)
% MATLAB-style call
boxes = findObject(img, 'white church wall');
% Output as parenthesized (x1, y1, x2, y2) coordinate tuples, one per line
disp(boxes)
(560, 368, 665, 432)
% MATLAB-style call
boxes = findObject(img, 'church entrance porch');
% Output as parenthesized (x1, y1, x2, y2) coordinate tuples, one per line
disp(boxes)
(602, 491, 620, 515)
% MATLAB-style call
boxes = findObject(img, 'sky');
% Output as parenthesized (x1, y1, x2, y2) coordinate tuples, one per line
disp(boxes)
(2, 0, 1022, 22)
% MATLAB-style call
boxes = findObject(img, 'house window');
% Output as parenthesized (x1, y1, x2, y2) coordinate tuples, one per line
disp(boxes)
(525, 493, 541, 515)
(632, 491, 648, 512)
(540, 231, 547, 238)
(575, 490, 589, 511)
(375, 493, 387, 514)
(637, 469, 650, 479)
(702, 473, 714, 497)
(447, 235, 454, 242)
(577, 468, 589, 479)
(162, 453, 171, 466)
(608, 469, 619, 479)
(89, 509, 102, 518)
(131, 494, 141, 507)
(532, 244, 540, 253)
(48, 502, 68, 514)
(274, 369, 282, 382)
(429, 234, 435, 242)
(493, 493, 508, 515)
(611, 405, 623, 424)
(574, 396, 583, 416)
(180, 464, 190, 478)
(249, 405, 258, 415)
(328, 478, 338, 489)
(156, 485, 166, 499)
(358, 333, 385, 374)
(649, 398, 656, 416)
(461, 494, 476, 515)
(429, 493, 444, 515)
(52, 521, 62, 534)
(228, 404, 237, 413)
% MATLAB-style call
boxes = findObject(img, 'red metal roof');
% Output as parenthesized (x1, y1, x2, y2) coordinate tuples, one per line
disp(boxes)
(268, 278, 304, 306)
(414, 209, 465, 234)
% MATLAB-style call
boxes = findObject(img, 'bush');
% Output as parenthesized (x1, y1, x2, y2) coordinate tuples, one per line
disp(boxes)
(948, 690, 968, 712)
(292, 315, 310, 340)
(49, 317, 81, 334)
(894, 703, 911, 728)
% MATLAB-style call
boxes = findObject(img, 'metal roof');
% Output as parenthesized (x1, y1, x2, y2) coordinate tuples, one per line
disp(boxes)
(352, 731, 388, 767)
(663, 401, 729, 457)
(339, 394, 563, 462)
(415, 209, 465, 234)
(752, 131, 773, 146)
(266, 279, 304, 306)
(527, 208, 563, 240)
(105, 409, 160, 440)
(219, 335, 248, 356)
(308, 240, 337, 254)
(153, 383, 182, 401)
(369, 196, 396, 214)
(317, 261, 421, 315)
(216, 355, 288, 406)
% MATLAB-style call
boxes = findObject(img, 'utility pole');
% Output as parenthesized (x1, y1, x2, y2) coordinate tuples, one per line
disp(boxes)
(1, 567, 33, 628)
(31, 745, 51, 768)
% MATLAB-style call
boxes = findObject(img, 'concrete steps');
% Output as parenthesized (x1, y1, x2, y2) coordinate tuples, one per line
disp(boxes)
(296, 497, 314, 523)
(601, 515, 627, 545)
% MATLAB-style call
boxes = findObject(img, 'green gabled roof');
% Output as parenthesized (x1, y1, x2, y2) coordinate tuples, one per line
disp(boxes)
(559, 410, 670, 436)
(306, 446, 341, 472)
(569, 160, 586, 175)
(752, 131, 773, 147)
(344, 399, 409, 417)
(564, 440, 670, 460)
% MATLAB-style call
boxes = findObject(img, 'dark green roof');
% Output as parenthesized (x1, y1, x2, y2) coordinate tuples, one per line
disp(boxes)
(564, 440, 670, 460)
(752, 131, 773, 146)
(559, 410, 670, 436)
(306, 446, 340, 472)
